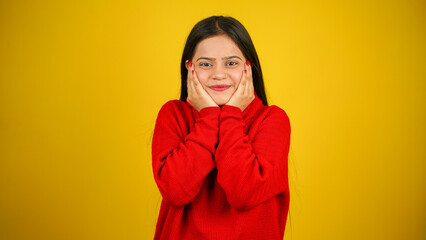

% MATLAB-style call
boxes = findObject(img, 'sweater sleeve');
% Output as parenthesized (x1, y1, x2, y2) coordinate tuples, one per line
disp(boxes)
(215, 104, 291, 211)
(152, 101, 221, 207)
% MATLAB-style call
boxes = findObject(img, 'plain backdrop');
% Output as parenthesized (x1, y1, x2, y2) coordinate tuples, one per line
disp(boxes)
(1, 0, 425, 239)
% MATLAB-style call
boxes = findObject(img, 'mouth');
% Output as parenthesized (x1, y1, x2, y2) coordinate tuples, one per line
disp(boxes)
(209, 85, 231, 92)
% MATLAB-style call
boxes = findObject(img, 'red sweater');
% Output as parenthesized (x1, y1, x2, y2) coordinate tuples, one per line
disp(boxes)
(152, 92, 291, 240)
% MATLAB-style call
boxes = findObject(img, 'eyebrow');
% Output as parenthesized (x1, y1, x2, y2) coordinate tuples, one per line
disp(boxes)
(195, 56, 242, 62)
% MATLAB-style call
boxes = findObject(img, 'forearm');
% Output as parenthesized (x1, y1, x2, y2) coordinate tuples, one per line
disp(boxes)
(215, 105, 291, 211)
(152, 104, 221, 207)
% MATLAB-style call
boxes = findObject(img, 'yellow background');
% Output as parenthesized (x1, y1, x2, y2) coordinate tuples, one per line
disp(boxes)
(1, 0, 425, 239)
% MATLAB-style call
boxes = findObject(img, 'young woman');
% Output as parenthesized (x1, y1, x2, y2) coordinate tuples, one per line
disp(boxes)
(152, 16, 291, 240)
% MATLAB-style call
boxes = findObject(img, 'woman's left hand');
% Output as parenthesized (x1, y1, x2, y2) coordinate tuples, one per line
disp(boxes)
(225, 61, 255, 112)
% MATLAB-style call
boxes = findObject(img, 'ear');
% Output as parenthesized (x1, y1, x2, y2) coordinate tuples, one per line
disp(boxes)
(185, 60, 190, 70)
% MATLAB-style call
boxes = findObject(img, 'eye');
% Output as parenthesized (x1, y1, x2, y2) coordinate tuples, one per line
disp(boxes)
(199, 62, 212, 67)
(226, 61, 239, 67)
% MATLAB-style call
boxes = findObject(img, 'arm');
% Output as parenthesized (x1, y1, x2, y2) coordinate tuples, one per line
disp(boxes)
(152, 101, 220, 207)
(215, 105, 291, 211)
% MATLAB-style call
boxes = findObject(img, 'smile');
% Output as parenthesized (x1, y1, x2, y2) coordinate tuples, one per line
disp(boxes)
(209, 85, 231, 91)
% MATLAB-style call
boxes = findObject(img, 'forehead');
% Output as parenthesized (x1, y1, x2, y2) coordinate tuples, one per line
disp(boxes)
(194, 35, 243, 58)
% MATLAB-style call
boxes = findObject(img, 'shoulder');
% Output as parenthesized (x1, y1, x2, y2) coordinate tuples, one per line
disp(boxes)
(257, 105, 290, 126)
(154, 100, 193, 133)
(157, 99, 190, 116)
(155, 99, 195, 126)
(252, 105, 291, 137)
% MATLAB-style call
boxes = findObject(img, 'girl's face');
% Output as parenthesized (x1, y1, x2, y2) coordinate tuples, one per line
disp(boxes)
(188, 35, 247, 106)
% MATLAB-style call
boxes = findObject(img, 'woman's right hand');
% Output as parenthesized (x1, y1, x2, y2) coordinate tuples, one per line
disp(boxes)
(186, 60, 218, 112)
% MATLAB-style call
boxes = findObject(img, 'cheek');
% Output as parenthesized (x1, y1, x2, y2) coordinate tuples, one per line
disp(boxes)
(195, 70, 209, 85)
(229, 71, 243, 86)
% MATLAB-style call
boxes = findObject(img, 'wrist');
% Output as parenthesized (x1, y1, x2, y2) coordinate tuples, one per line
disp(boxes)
(199, 106, 221, 116)
(222, 104, 243, 113)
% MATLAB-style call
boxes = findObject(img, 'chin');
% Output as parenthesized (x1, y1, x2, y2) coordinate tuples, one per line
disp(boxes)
(212, 95, 231, 106)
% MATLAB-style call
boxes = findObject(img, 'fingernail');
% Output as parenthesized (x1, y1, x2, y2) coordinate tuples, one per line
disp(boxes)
(244, 69, 247, 73)
(246, 61, 250, 66)
(192, 70, 194, 74)
(189, 61, 192, 67)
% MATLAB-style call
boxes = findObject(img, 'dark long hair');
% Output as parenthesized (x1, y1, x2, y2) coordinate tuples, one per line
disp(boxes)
(179, 16, 268, 106)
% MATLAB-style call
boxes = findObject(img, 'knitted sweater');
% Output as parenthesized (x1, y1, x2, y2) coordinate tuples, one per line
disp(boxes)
(152, 92, 291, 240)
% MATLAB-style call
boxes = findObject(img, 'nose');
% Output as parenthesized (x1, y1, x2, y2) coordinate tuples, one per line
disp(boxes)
(212, 64, 227, 80)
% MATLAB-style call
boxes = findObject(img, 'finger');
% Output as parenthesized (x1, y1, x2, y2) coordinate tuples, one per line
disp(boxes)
(234, 66, 245, 94)
(247, 61, 252, 82)
(242, 61, 250, 93)
(249, 71, 255, 99)
(238, 62, 251, 110)
(186, 60, 194, 85)
(187, 61, 193, 89)
(192, 65, 210, 96)
(248, 62, 253, 93)
(244, 61, 252, 86)
(191, 64, 204, 96)
(187, 61, 195, 101)
(192, 64, 199, 87)
(238, 62, 247, 88)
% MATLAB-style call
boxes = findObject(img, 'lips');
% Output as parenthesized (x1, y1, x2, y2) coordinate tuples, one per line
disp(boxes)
(209, 84, 231, 91)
